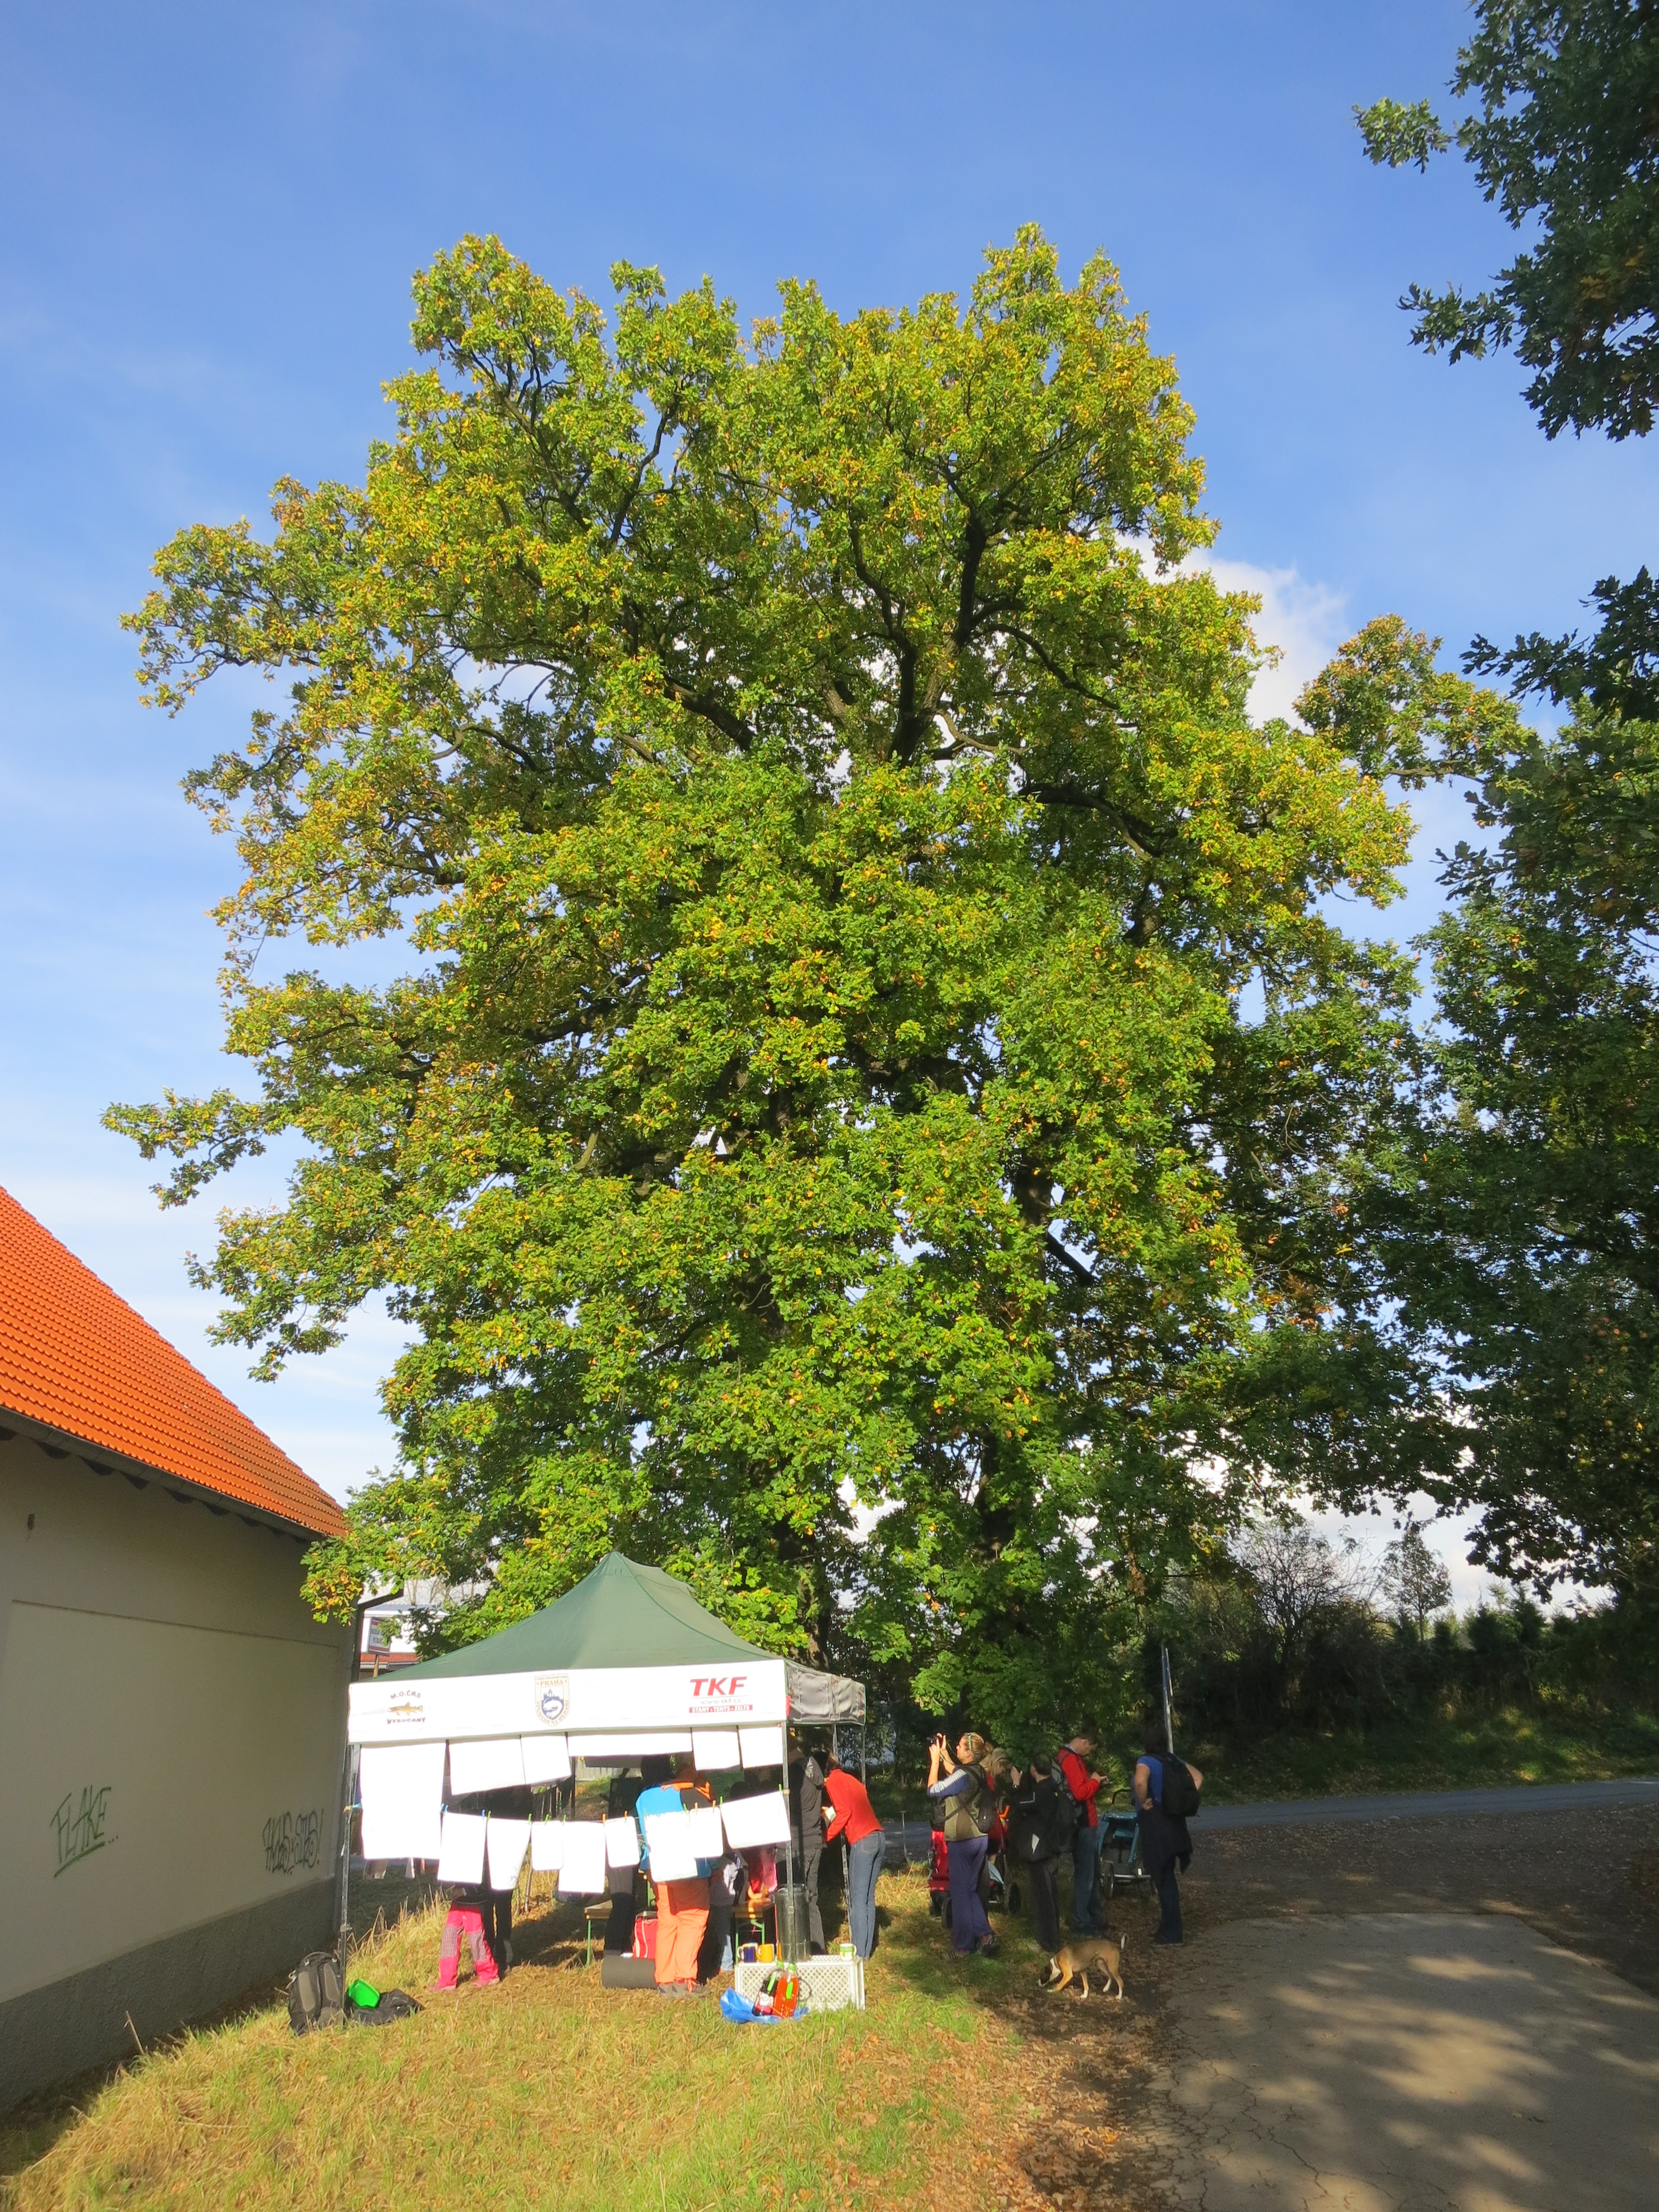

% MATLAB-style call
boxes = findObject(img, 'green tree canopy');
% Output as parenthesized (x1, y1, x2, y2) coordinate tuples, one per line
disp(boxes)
(1380, 695, 1659, 1598)
(1359, 11, 1659, 1606)
(112, 230, 1437, 1740)
(1358, 2, 1659, 441)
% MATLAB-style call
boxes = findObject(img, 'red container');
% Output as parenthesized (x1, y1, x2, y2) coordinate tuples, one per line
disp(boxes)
(632, 1913, 659, 1961)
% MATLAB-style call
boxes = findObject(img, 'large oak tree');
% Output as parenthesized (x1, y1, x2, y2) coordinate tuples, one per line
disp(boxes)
(113, 231, 1434, 1736)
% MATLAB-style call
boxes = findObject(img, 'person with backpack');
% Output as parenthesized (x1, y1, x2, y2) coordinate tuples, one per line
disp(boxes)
(1055, 1730, 1105, 1934)
(1006, 1753, 1067, 1953)
(926, 1730, 997, 1956)
(1133, 1714, 1202, 1944)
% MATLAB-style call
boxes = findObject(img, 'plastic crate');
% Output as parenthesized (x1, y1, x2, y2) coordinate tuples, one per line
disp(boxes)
(732, 1954, 865, 2012)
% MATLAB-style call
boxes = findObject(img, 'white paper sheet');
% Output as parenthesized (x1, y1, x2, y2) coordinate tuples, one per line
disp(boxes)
(436, 1809, 487, 1886)
(684, 1803, 725, 1858)
(692, 1727, 742, 1771)
(447, 1735, 526, 1796)
(519, 1734, 571, 1784)
(643, 1809, 699, 1882)
(604, 1816, 641, 1870)
(739, 1725, 784, 1770)
(357, 1740, 446, 1861)
(558, 1822, 608, 1894)
(719, 1790, 792, 1850)
(529, 1819, 565, 1872)
(487, 1816, 531, 1892)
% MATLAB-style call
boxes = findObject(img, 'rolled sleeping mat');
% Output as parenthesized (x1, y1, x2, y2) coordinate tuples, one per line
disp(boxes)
(599, 1954, 659, 1991)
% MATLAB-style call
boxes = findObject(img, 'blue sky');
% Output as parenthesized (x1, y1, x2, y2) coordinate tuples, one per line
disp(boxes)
(2, 3, 1649, 1595)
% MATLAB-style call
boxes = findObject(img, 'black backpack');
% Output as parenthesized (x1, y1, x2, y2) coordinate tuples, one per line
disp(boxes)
(285, 1950, 344, 2034)
(1162, 1756, 1201, 1820)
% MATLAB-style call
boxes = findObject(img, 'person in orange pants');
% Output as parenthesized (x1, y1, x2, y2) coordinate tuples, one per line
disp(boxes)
(654, 1876, 710, 1990)
(635, 1757, 714, 1997)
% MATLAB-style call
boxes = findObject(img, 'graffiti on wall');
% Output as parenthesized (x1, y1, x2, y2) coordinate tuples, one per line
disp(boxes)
(263, 1807, 322, 1875)
(51, 1784, 113, 1876)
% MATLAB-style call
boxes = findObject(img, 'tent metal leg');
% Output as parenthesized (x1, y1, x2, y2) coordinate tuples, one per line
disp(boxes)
(335, 1740, 359, 1963)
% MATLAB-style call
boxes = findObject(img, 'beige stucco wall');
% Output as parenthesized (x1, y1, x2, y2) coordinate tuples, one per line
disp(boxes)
(0, 1422, 350, 2079)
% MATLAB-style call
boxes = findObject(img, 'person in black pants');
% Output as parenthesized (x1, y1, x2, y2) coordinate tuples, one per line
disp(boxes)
(697, 1847, 745, 1980)
(604, 1761, 664, 1954)
(1133, 1715, 1201, 1944)
(1008, 1755, 1066, 1954)
(788, 1735, 828, 1953)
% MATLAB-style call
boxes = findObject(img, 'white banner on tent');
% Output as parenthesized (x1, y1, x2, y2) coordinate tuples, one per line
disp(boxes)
(436, 1809, 487, 1886)
(720, 1791, 792, 1850)
(692, 1728, 741, 1770)
(448, 1735, 525, 1796)
(348, 1659, 787, 1746)
(604, 1817, 641, 1870)
(559, 1824, 607, 1894)
(529, 1819, 564, 1872)
(520, 1734, 571, 1784)
(487, 1817, 531, 1892)
(358, 1741, 445, 1861)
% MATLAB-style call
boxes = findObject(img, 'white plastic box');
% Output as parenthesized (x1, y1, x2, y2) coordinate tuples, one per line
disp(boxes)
(732, 1955, 865, 2011)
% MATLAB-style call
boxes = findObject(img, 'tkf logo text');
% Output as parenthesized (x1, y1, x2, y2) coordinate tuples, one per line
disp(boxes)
(689, 1675, 748, 1698)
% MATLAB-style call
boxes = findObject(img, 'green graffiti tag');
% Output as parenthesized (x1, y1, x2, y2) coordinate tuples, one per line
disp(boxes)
(51, 1785, 112, 1876)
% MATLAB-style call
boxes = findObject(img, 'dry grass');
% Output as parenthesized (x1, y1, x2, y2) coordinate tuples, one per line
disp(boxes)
(0, 1870, 1045, 2212)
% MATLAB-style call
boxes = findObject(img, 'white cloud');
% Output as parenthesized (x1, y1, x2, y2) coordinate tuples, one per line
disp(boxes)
(1193, 555, 1348, 727)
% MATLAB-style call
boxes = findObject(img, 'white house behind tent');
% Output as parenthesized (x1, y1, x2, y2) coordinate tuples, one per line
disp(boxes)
(0, 1186, 351, 2107)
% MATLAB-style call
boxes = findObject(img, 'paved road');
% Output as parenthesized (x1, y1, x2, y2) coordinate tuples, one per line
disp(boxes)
(884, 1774, 1659, 1856)
(1155, 1912, 1659, 2211)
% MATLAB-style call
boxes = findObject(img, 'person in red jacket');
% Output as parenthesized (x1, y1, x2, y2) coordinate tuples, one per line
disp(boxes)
(822, 1755, 885, 1958)
(1055, 1730, 1105, 1933)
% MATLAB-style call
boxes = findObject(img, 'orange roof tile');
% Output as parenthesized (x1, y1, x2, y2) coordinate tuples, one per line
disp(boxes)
(0, 1185, 347, 1538)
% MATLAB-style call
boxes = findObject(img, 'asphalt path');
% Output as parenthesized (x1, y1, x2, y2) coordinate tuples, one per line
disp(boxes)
(1154, 1912, 1659, 2211)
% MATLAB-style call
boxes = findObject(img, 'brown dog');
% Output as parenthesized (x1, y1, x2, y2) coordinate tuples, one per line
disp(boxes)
(1039, 1934, 1126, 2000)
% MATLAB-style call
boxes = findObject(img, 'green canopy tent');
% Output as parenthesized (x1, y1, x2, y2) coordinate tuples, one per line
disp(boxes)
(342, 1553, 867, 1950)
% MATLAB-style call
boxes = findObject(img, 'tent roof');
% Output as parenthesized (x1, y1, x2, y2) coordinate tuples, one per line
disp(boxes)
(401, 1551, 771, 1677)
(400, 1552, 867, 1720)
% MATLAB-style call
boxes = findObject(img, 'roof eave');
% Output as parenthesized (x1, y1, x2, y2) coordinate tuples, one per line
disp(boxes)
(0, 1404, 343, 1543)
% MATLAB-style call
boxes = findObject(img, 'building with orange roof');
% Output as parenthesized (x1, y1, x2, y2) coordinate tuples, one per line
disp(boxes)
(0, 1185, 352, 2107)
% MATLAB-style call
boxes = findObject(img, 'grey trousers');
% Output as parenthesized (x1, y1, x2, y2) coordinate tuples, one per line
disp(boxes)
(801, 1838, 826, 1950)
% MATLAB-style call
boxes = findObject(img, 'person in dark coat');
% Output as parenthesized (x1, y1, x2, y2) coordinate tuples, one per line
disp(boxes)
(1007, 1755, 1066, 1953)
(1133, 1715, 1200, 1944)
(787, 1734, 828, 1953)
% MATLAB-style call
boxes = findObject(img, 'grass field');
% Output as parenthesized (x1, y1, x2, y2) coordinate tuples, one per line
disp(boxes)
(864, 1704, 1659, 1822)
(1189, 1703, 1659, 1803)
(0, 1869, 1037, 2212)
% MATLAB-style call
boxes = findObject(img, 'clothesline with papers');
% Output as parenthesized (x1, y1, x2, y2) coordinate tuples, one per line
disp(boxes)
(358, 1749, 796, 1887)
